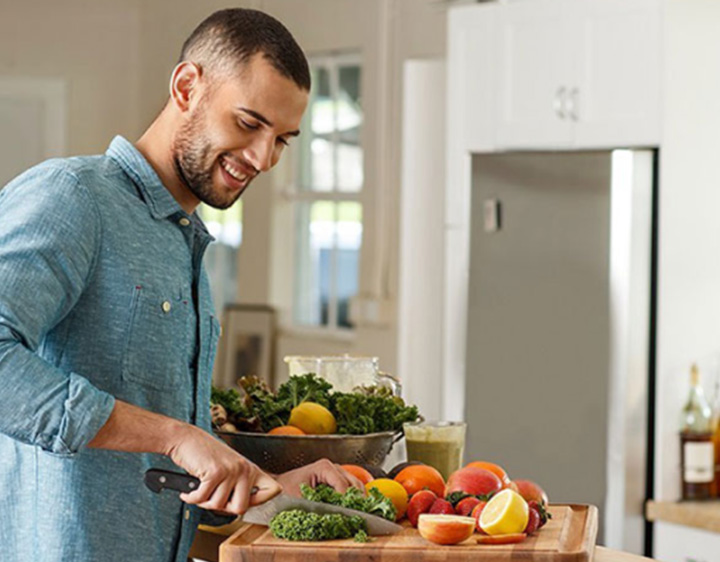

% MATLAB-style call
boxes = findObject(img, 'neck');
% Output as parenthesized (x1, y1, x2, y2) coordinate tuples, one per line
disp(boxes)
(135, 111, 200, 214)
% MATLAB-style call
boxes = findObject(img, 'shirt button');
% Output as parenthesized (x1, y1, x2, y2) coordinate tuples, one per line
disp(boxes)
(162, 301, 172, 313)
(179, 217, 191, 227)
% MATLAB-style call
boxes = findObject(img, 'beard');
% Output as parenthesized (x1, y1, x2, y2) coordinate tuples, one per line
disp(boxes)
(172, 106, 245, 211)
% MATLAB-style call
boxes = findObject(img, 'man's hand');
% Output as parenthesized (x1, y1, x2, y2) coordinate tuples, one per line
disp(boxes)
(88, 400, 281, 516)
(167, 423, 282, 514)
(275, 459, 366, 498)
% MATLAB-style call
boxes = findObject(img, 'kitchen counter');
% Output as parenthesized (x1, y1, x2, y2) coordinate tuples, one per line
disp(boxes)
(646, 499, 720, 534)
(190, 522, 659, 562)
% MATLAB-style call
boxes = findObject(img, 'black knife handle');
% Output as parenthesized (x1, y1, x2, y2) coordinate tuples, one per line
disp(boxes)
(144, 468, 200, 494)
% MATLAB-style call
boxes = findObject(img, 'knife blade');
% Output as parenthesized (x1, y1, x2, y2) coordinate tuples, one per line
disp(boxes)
(143, 468, 403, 536)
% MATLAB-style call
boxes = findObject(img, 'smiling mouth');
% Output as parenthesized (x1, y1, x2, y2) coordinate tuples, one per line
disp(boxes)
(220, 155, 255, 186)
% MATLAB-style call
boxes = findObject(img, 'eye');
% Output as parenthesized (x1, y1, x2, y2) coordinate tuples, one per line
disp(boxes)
(239, 119, 260, 131)
(277, 137, 290, 147)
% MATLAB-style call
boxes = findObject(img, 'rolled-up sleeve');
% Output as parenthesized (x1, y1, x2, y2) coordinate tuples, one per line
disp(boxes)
(0, 164, 116, 455)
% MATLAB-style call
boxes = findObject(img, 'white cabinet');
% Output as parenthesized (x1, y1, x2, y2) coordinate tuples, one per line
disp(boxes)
(576, 0, 662, 147)
(447, 4, 497, 154)
(496, 0, 577, 148)
(493, 0, 661, 149)
(653, 521, 720, 562)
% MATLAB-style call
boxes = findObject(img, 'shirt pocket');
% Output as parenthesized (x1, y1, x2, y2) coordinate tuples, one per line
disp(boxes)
(122, 285, 189, 390)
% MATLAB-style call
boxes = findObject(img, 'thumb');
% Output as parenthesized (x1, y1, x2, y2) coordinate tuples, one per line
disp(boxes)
(250, 472, 282, 506)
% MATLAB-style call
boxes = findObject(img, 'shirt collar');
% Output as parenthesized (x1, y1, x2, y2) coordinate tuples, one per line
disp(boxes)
(106, 135, 184, 220)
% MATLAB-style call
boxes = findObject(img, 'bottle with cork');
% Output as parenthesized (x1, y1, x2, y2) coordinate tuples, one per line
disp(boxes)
(679, 363, 714, 500)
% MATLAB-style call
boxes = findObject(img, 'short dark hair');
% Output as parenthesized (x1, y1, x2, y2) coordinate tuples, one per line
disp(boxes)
(179, 8, 311, 91)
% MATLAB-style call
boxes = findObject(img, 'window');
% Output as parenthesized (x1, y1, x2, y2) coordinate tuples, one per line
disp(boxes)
(291, 55, 363, 330)
(200, 202, 242, 311)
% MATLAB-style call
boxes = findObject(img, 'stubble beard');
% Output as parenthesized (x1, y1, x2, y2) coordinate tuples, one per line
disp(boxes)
(172, 107, 244, 211)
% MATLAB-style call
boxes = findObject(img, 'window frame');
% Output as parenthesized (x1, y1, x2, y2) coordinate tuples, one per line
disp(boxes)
(286, 52, 364, 335)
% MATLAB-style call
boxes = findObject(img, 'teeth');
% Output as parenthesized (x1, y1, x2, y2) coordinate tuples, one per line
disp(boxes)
(221, 158, 248, 182)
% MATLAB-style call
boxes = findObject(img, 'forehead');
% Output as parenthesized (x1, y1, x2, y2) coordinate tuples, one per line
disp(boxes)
(209, 55, 309, 131)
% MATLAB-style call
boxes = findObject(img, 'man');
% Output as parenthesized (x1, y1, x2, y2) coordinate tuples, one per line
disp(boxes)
(0, 9, 363, 562)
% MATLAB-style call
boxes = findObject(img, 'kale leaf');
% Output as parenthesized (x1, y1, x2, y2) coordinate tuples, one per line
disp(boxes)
(331, 387, 419, 435)
(300, 483, 397, 522)
(269, 509, 367, 541)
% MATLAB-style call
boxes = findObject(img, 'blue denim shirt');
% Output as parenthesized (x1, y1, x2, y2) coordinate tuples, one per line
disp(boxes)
(0, 136, 221, 562)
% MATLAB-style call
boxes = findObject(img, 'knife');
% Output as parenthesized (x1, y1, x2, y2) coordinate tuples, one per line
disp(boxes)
(144, 468, 404, 536)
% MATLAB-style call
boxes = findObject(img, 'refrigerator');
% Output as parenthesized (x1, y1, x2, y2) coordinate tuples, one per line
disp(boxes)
(464, 150, 656, 553)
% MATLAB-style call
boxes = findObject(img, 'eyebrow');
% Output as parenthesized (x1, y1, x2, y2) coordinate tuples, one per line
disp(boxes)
(238, 107, 301, 137)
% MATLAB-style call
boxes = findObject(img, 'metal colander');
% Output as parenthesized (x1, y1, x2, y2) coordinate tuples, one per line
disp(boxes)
(215, 430, 404, 474)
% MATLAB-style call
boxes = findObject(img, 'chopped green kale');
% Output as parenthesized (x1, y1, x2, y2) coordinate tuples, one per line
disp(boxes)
(300, 483, 396, 522)
(269, 509, 367, 541)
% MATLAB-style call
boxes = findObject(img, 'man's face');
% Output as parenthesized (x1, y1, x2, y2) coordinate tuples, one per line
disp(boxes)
(172, 55, 308, 209)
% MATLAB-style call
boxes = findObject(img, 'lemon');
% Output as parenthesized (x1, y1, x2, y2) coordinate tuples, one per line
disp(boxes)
(365, 478, 408, 520)
(288, 402, 337, 434)
(479, 488, 529, 536)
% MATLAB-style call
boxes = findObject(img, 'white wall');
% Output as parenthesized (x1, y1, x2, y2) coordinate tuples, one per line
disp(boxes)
(0, 0, 142, 156)
(655, 0, 720, 502)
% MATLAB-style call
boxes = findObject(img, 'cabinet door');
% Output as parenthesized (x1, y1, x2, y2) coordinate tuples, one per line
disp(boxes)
(495, 0, 577, 149)
(574, 0, 662, 147)
(447, 4, 497, 154)
(654, 521, 720, 562)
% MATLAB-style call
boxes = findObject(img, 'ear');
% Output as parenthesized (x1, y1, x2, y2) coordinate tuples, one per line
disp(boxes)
(169, 61, 203, 112)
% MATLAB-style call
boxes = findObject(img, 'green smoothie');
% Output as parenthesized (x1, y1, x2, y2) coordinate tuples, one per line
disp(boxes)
(403, 421, 466, 480)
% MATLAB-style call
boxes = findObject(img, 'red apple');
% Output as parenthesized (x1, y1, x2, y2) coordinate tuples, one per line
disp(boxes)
(418, 514, 476, 545)
(445, 467, 503, 499)
(512, 479, 549, 505)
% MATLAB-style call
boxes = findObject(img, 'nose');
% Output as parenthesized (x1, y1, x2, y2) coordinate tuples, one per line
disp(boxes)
(244, 134, 275, 173)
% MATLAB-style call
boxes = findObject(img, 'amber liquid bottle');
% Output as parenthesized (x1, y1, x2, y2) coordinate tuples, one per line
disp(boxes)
(712, 379, 720, 498)
(679, 364, 714, 500)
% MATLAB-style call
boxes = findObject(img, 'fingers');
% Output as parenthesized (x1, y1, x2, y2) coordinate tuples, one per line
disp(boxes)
(250, 472, 283, 506)
(315, 459, 365, 493)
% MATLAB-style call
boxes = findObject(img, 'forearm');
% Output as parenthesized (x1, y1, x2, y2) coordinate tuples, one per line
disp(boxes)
(87, 399, 193, 457)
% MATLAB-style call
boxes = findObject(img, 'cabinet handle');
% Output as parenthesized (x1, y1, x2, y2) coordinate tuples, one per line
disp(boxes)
(554, 87, 567, 119)
(568, 87, 579, 121)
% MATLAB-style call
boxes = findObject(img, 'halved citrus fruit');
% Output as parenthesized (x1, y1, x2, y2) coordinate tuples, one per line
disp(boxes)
(478, 489, 529, 536)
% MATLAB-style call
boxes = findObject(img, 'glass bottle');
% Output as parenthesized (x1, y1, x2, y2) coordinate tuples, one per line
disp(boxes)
(679, 364, 714, 500)
(712, 376, 720, 498)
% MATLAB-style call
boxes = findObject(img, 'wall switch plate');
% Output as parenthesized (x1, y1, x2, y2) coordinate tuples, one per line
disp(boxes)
(484, 198, 501, 232)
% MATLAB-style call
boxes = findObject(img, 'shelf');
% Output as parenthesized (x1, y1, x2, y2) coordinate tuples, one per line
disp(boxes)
(646, 500, 720, 534)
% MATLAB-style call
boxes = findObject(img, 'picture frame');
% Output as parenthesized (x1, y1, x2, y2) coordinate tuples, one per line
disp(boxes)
(213, 304, 276, 389)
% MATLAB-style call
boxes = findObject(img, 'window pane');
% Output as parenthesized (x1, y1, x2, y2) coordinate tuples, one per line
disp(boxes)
(337, 66, 363, 193)
(199, 202, 242, 312)
(293, 201, 362, 328)
(336, 202, 362, 328)
(294, 201, 333, 326)
(299, 67, 333, 192)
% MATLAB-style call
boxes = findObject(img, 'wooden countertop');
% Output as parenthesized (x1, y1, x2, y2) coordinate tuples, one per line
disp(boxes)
(646, 499, 720, 534)
(190, 521, 658, 562)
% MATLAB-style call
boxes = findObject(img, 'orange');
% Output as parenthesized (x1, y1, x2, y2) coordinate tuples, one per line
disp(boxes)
(465, 461, 511, 488)
(268, 425, 306, 436)
(365, 478, 409, 521)
(393, 464, 445, 498)
(340, 464, 374, 486)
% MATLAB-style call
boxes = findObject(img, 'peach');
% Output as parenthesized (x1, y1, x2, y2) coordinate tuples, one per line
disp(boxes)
(445, 467, 503, 499)
(418, 514, 476, 545)
(512, 479, 549, 505)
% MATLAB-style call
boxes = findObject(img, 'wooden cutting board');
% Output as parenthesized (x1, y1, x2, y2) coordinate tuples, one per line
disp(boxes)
(219, 504, 598, 562)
